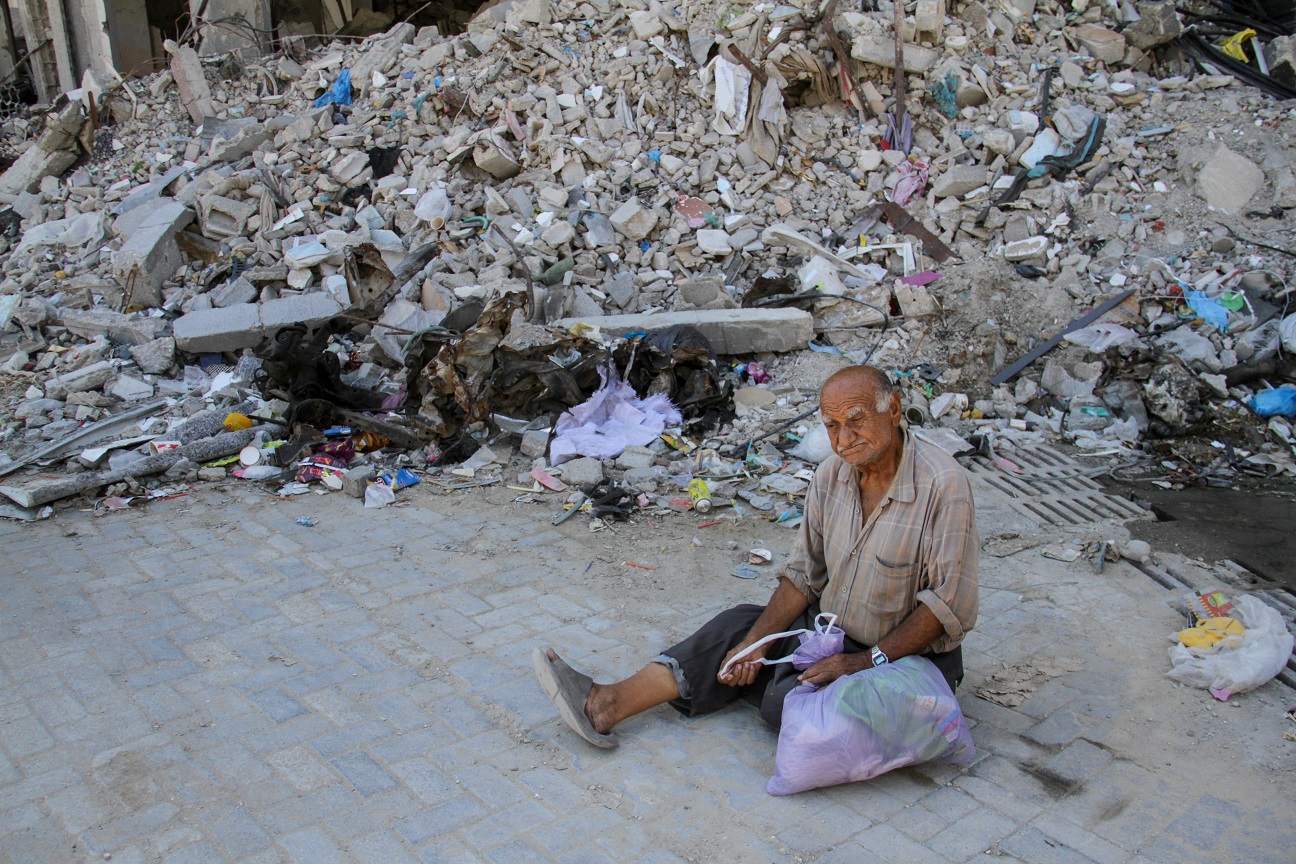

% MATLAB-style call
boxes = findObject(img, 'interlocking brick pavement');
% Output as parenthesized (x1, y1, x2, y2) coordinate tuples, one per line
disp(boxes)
(0, 476, 1292, 863)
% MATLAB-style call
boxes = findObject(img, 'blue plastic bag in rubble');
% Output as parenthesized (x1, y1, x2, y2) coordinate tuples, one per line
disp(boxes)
(1249, 387, 1296, 418)
(768, 655, 976, 795)
(314, 69, 353, 109)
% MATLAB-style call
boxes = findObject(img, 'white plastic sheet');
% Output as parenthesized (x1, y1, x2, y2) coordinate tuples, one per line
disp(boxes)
(549, 365, 681, 464)
(1167, 595, 1294, 699)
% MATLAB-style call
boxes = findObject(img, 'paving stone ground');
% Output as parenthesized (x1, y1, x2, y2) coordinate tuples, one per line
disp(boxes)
(0, 473, 1292, 863)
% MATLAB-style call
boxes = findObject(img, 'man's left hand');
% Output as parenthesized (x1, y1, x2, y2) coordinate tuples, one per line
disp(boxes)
(798, 652, 870, 687)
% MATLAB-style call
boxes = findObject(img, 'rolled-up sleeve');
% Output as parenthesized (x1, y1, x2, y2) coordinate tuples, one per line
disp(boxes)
(916, 483, 979, 644)
(779, 466, 830, 602)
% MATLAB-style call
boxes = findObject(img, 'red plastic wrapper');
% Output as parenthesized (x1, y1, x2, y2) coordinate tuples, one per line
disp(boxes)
(296, 455, 346, 483)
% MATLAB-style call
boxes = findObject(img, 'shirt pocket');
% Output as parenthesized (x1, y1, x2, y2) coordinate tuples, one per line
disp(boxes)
(867, 554, 918, 616)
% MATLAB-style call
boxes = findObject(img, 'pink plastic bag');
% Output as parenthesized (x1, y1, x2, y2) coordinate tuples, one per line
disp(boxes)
(718, 613, 845, 679)
(768, 655, 975, 795)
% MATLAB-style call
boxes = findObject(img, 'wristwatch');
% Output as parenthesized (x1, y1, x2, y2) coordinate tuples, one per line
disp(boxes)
(870, 646, 890, 667)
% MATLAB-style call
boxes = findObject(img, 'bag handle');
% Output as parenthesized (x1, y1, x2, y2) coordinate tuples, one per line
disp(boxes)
(718, 613, 839, 679)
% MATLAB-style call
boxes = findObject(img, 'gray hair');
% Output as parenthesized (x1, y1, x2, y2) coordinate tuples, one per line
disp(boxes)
(823, 365, 895, 413)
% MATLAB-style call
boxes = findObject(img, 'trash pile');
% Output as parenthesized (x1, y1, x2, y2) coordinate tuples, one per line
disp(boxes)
(1, 0, 1295, 520)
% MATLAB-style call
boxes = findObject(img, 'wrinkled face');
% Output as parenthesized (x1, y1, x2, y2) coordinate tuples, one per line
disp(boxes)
(820, 381, 902, 470)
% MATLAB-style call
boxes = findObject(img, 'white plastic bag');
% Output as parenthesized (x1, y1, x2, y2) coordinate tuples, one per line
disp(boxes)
(364, 481, 396, 509)
(1167, 595, 1294, 699)
(1062, 323, 1139, 352)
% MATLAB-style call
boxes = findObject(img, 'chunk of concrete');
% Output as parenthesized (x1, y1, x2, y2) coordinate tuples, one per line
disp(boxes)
(932, 165, 987, 198)
(1197, 145, 1264, 214)
(115, 197, 193, 242)
(1264, 36, 1296, 90)
(558, 456, 604, 485)
(1123, 2, 1181, 50)
(1073, 25, 1126, 65)
(260, 294, 344, 333)
(1003, 236, 1049, 261)
(112, 202, 196, 309)
(350, 23, 416, 97)
(851, 35, 939, 73)
(130, 338, 176, 374)
(45, 361, 115, 400)
(0, 145, 77, 195)
(165, 39, 216, 123)
(473, 137, 521, 179)
(609, 198, 658, 241)
(695, 230, 733, 255)
(173, 304, 263, 353)
(110, 375, 154, 401)
(210, 276, 258, 308)
(59, 309, 164, 345)
(554, 308, 813, 354)
(200, 196, 257, 240)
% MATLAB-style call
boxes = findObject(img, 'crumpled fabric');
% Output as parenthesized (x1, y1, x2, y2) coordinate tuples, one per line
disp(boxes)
(889, 159, 929, 206)
(550, 364, 681, 464)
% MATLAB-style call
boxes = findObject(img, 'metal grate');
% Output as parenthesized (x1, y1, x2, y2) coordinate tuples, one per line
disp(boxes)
(968, 444, 1153, 526)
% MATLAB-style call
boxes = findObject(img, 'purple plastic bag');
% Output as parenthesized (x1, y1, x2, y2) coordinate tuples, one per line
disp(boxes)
(768, 655, 976, 795)
(719, 613, 845, 679)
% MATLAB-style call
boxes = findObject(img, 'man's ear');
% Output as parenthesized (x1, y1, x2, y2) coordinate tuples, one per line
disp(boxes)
(888, 390, 903, 424)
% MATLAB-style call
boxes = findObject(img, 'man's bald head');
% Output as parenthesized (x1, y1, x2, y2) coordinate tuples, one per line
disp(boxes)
(822, 365, 894, 413)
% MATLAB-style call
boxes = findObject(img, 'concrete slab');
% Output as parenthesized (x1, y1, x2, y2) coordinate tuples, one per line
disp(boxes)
(553, 308, 814, 354)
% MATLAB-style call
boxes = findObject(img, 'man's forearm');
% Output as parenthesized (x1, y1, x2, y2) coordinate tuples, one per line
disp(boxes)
(742, 577, 811, 647)
(875, 603, 944, 664)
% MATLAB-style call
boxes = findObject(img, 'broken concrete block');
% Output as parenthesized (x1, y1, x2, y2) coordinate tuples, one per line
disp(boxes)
(1197, 145, 1264, 214)
(1003, 236, 1049, 261)
(210, 276, 258, 308)
(609, 198, 658, 241)
(59, 309, 164, 345)
(616, 446, 657, 470)
(351, 23, 416, 96)
(629, 10, 665, 39)
(0, 145, 77, 195)
(209, 123, 269, 162)
(260, 294, 344, 333)
(520, 428, 549, 459)
(45, 361, 115, 400)
(932, 165, 987, 198)
(1274, 167, 1296, 209)
(110, 375, 154, 401)
(130, 338, 176, 374)
(894, 281, 940, 318)
(1123, 2, 1182, 50)
(173, 304, 263, 353)
(558, 456, 604, 486)
(112, 203, 196, 309)
(201, 196, 257, 240)
(1073, 25, 1126, 65)
(332, 151, 370, 185)
(116, 198, 193, 242)
(695, 229, 733, 255)
(165, 39, 216, 123)
(1263, 35, 1296, 90)
(472, 137, 521, 179)
(851, 35, 939, 73)
(605, 272, 636, 308)
(343, 464, 377, 498)
(555, 308, 813, 354)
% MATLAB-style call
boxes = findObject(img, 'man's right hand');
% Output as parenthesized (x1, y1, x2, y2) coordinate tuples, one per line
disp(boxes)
(717, 642, 767, 688)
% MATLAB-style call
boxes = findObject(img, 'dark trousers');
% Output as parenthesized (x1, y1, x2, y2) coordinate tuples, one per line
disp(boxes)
(662, 603, 963, 730)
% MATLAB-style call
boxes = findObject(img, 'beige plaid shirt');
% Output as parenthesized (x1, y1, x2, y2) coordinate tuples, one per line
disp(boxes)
(780, 433, 979, 654)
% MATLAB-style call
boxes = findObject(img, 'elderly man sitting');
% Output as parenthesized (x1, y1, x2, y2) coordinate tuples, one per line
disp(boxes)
(534, 365, 979, 748)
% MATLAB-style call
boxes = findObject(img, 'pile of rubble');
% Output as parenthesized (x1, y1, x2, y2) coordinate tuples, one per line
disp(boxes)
(1, 0, 1294, 519)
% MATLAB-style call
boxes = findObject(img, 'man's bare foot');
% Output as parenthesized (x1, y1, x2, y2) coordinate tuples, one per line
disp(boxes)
(532, 648, 618, 749)
(585, 682, 617, 735)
